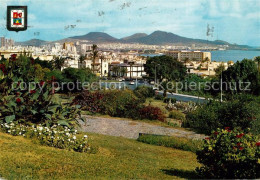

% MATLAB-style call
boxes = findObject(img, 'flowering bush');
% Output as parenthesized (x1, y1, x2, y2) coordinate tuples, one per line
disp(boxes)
(73, 90, 165, 121)
(0, 123, 95, 153)
(73, 90, 143, 119)
(139, 105, 165, 122)
(72, 91, 104, 113)
(196, 128, 260, 178)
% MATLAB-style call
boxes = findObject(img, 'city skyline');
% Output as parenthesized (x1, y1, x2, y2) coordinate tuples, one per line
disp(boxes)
(0, 0, 259, 46)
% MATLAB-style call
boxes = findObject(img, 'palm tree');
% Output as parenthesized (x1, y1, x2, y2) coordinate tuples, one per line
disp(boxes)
(91, 44, 98, 72)
(100, 55, 105, 77)
(111, 66, 120, 77)
(120, 67, 128, 77)
(53, 57, 65, 70)
(78, 55, 85, 68)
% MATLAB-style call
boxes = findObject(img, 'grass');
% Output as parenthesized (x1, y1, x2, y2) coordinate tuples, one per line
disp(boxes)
(0, 132, 199, 179)
(137, 134, 203, 153)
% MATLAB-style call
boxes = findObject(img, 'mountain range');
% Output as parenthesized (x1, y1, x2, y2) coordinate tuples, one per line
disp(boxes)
(16, 30, 252, 49)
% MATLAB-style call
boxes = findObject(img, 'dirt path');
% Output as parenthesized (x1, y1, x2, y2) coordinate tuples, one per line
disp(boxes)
(79, 115, 205, 140)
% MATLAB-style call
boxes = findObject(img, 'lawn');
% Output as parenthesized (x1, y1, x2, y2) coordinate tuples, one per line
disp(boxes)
(0, 132, 199, 179)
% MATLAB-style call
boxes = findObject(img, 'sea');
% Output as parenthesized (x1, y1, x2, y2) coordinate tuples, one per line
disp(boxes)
(140, 50, 260, 62)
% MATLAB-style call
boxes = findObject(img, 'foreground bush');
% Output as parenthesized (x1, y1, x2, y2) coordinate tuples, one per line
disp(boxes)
(133, 85, 154, 102)
(73, 90, 165, 121)
(72, 91, 104, 113)
(139, 106, 165, 122)
(196, 128, 260, 179)
(0, 55, 81, 126)
(169, 110, 185, 120)
(137, 134, 202, 153)
(186, 95, 260, 135)
(0, 123, 95, 153)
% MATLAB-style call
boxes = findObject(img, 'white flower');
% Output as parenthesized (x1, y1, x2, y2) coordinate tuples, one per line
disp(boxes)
(66, 133, 70, 136)
(7, 130, 11, 133)
(68, 139, 71, 142)
(75, 130, 77, 133)
(73, 136, 76, 140)
(38, 127, 43, 131)
(84, 135, 88, 138)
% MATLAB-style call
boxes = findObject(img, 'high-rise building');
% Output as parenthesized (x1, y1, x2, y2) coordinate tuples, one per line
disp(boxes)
(1, 37, 5, 48)
(63, 42, 75, 52)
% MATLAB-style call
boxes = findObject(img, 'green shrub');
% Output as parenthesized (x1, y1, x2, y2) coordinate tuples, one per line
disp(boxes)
(186, 95, 260, 135)
(163, 97, 177, 103)
(73, 89, 143, 119)
(45, 69, 64, 82)
(196, 128, 260, 179)
(100, 89, 142, 119)
(154, 94, 164, 100)
(73, 90, 166, 121)
(169, 110, 185, 120)
(137, 134, 202, 153)
(134, 85, 154, 102)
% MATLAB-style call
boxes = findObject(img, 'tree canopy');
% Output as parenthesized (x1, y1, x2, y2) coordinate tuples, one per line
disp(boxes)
(144, 55, 187, 82)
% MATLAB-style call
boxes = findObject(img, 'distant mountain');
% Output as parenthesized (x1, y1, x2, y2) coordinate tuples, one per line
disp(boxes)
(124, 30, 222, 45)
(121, 31, 251, 49)
(16, 39, 48, 46)
(70, 32, 118, 42)
(16, 31, 252, 49)
(121, 33, 148, 42)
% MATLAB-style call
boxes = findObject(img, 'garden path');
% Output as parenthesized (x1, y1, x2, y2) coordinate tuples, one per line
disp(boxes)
(79, 115, 205, 140)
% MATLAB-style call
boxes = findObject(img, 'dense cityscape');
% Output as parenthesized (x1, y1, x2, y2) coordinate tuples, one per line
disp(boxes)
(0, 36, 233, 79)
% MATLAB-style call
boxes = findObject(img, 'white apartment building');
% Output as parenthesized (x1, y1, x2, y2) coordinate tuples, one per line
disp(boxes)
(165, 51, 211, 61)
(109, 62, 146, 79)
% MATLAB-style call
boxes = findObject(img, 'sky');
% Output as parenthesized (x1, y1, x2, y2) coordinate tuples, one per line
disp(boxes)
(0, 0, 259, 46)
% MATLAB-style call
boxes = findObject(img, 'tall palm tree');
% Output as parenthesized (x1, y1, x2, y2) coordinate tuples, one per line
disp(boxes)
(112, 66, 120, 77)
(78, 55, 85, 68)
(91, 44, 98, 72)
(120, 67, 128, 77)
(53, 57, 65, 70)
(100, 55, 105, 77)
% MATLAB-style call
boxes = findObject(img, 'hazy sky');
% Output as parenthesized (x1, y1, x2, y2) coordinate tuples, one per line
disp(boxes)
(0, 0, 259, 46)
